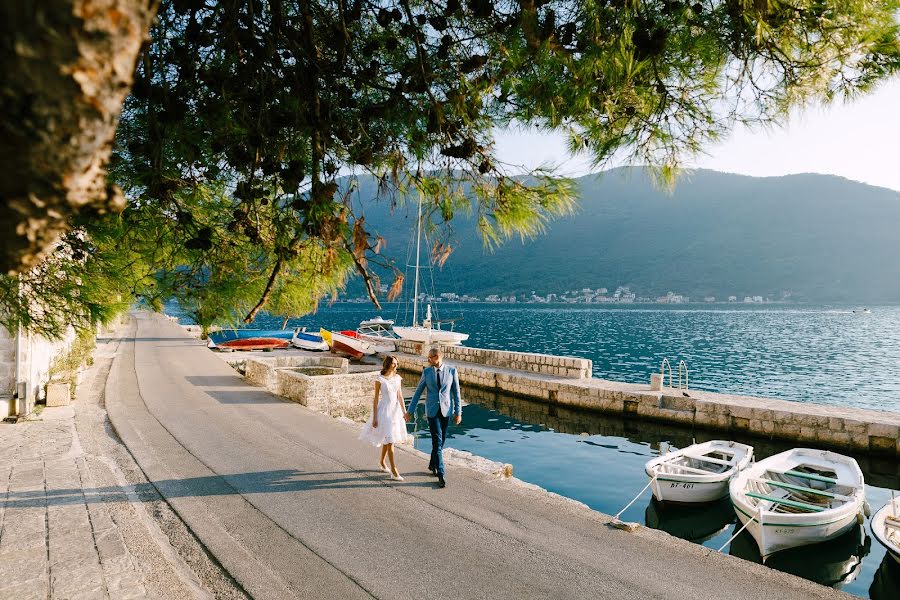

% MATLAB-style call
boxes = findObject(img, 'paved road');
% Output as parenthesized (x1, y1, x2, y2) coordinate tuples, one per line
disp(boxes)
(106, 313, 851, 600)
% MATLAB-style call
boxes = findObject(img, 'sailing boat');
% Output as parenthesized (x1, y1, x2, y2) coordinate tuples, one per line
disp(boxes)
(391, 194, 469, 346)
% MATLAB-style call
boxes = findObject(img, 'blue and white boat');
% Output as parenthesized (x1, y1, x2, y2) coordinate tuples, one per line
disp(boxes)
(291, 327, 329, 351)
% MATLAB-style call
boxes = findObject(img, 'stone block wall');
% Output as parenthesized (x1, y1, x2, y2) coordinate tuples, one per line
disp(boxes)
(392, 340, 591, 379)
(277, 370, 379, 414)
(244, 355, 348, 395)
(243, 355, 378, 417)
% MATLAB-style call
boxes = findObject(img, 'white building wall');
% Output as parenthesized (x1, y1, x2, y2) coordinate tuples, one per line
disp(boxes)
(0, 325, 75, 417)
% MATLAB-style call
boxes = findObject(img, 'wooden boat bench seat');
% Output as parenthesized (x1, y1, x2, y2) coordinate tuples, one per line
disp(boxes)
(656, 463, 715, 476)
(749, 478, 851, 502)
(686, 454, 734, 467)
(745, 491, 826, 513)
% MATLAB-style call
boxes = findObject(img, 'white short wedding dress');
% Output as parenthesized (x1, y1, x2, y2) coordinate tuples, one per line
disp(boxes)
(359, 374, 408, 446)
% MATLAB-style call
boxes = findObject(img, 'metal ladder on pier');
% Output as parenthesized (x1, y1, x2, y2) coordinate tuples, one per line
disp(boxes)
(660, 357, 689, 390)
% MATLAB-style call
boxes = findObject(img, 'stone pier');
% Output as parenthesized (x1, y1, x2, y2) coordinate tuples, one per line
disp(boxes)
(392, 340, 900, 458)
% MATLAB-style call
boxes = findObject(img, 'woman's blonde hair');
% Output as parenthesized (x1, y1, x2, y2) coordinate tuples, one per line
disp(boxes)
(380, 355, 398, 375)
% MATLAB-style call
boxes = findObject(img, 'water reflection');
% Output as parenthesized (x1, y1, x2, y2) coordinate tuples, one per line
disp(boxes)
(729, 526, 871, 590)
(869, 554, 900, 600)
(644, 497, 735, 544)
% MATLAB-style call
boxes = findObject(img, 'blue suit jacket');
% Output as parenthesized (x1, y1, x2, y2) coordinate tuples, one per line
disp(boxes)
(408, 364, 461, 418)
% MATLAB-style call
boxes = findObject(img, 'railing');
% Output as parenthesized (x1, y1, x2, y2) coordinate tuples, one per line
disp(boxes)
(659, 358, 689, 390)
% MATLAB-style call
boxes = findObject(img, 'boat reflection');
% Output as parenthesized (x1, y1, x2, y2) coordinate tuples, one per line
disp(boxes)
(869, 552, 900, 600)
(729, 525, 870, 590)
(644, 496, 735, 543)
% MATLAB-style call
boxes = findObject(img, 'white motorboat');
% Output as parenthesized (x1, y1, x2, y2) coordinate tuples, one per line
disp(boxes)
(356, 317, 399, 353)
(870, 495, 900, 565)
(729, 448, 866, 560)
(644, 440, 753, 504)
(392, 194, 468, 347)
(291, 327, 329, 351)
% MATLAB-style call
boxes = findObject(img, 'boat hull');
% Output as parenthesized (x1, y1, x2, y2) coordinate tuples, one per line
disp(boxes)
(291, 330, 329, 351)
(330, 331, 375, 359)
(216, 337, 289, 351)
(208, 329, 293, 348)
(733, 501, 861, 559)
(648, 474, 731, 504)
(392, 326, 468, 345)
(331, 340, 363, 360)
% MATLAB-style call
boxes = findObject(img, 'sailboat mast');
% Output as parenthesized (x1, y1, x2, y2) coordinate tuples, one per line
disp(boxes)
(412, 193, 422, 326)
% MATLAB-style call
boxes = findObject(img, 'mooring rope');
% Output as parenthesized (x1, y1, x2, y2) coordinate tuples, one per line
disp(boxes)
(714, 513, 757, 554)
(613, 477, 656, 522)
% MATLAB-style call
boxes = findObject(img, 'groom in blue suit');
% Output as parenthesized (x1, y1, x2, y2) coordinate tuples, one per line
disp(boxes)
(406, 348, 462, 488)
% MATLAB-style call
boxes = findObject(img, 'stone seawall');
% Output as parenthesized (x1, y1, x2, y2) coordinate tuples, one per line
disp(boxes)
(395, 345, 900, 458)
(393, 340, 591, 379)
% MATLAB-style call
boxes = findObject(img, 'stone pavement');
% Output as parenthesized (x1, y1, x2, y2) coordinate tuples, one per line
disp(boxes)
(0, 334, 245, 600)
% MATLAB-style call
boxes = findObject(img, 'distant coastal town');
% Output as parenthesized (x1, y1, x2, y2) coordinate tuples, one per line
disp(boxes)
(338, 286, 792, 305)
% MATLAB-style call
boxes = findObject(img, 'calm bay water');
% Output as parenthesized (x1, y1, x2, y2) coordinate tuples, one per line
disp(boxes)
(252, 302, 900, 412)
(173, 303, 900, 596)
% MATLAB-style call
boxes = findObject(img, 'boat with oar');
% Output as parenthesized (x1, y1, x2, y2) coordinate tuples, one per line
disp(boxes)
(729, 448, 867, 560)
(207, 328, 293, 348)
(213, 337, 289, 351)
(870, 494, 900, 565)
(291, 327, 329, 351)
(329, 330, 376, 360)
(644, 440, 754, 503)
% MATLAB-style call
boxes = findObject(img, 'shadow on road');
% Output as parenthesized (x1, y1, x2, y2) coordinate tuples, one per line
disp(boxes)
(2, 469, 438, 508)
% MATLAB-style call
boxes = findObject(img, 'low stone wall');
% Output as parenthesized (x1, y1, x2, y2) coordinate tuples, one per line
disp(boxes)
(244, 355, 348, 395)
(396, 349, 900, 457)
(0, 325, 76, 416)
(244, 355, 377, 417)
(277, 369, 379, 414)
(393, 340, 591, 379)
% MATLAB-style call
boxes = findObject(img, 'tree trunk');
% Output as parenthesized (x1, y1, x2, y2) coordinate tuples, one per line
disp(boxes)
(0, 0, 159, 275)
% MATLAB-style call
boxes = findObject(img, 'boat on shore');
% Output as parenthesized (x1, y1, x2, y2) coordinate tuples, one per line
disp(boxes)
(644, 440, 753, 503)
(356, 317, 399, 352)
(291, 327, 329, 351)
(870, 495, 900, 565)
(207, 328, 293, 348)
(729, 448, 866, 560)
(330, 330, 376, 360)
(214, 337, 289, 352)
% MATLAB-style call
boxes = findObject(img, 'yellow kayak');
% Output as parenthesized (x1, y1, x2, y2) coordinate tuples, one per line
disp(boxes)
(319, 328, 333, 348)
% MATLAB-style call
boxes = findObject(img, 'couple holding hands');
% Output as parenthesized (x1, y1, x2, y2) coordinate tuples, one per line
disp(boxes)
(358, 348, 461, 487)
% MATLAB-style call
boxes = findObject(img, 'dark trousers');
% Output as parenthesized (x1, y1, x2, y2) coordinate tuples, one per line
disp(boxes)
(427, 414, 450, 476)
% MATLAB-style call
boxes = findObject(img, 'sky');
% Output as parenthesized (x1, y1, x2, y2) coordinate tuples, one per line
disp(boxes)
(493, 78, 900, 192)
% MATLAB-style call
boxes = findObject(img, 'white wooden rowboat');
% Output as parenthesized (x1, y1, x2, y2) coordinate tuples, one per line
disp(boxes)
(644, 440, 753, 504)
(729, 448, 866, 560)
(870, 496, 900, 565)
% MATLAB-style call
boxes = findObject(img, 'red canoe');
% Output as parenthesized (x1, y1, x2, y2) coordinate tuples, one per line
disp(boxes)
(216, 337, 289, 351)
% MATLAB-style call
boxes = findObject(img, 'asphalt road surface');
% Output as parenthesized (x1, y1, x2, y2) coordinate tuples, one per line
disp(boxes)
(105, 313, 851, 600)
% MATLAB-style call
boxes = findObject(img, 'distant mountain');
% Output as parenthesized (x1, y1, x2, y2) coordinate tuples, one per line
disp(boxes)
(346, 167, 900, 302)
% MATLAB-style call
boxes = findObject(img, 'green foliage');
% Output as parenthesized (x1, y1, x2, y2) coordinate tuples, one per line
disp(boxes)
(5, 0, 900, 335)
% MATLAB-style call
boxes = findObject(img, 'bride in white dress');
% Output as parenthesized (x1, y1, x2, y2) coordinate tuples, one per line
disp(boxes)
(359, 355, 408, 481)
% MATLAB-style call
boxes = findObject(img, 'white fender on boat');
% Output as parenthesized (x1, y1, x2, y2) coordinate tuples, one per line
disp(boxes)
(864, 501, 872, 517)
